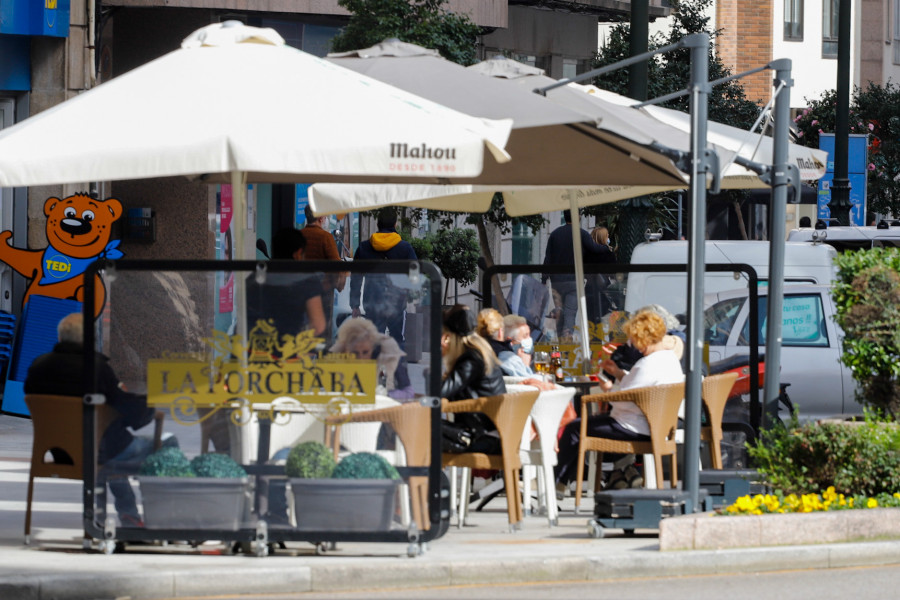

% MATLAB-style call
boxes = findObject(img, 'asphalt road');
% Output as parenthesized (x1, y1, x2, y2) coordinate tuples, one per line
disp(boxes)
(225, 564, 900, 600)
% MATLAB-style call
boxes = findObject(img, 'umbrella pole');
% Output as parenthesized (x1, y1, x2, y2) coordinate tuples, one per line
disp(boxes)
(232, 171, 249, 349)
(682, 33, 710, 511)
(568, 192, 592, 373)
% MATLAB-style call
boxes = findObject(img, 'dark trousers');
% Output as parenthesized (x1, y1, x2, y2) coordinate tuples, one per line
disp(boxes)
(554, 414, 649, 485)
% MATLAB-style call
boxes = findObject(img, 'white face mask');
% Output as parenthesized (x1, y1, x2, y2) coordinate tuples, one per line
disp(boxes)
(518, 335, 533, 355)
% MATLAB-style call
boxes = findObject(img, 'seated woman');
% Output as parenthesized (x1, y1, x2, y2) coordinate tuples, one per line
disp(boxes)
(329, 317, 415, 400)
(554, 311, 684, 492)
(441, 305, 507, 453)
(476, 307, 510, 358)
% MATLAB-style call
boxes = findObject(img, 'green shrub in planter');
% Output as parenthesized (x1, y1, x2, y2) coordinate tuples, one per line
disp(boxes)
(749, 413, 900, 496)
(190, 453, 247, 478)
(139, 446, 194, 477)
(285, 441, 336, 478)
(332, 452, 400, 480)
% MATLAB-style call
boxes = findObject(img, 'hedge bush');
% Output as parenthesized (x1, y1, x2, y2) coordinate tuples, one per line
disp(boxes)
(832, 247, 900, 418)
(748, 414, 900, 496)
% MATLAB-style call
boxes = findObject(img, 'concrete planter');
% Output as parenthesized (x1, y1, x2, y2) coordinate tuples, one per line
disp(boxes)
(660, 507, 900, 551)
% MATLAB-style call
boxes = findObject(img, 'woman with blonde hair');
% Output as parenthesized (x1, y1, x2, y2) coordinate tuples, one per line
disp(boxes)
(330, 317, 414, 400)
(554, 311, 683, 491)
(440, 305, 507, 453)
(477, 307, 512, 357)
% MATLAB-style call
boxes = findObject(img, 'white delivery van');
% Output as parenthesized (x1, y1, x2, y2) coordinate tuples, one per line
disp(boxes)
(787, 225, 900, 252)
(624, 240, 838, 317)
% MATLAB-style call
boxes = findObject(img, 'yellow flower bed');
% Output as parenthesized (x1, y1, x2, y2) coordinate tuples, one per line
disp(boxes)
(721, 487, 900, 516)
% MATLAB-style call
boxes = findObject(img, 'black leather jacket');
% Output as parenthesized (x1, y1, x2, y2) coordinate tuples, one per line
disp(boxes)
(441, 349, 507, 433)
(441, 348, 507, 401)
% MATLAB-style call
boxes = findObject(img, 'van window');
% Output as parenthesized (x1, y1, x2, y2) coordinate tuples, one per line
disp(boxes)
(703, 297, 745, 346)
(738, 294, 829, 347)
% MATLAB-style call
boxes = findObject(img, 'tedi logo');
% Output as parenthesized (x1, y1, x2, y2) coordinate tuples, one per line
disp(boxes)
(390, 143, 457, 160)
(45, 254, 72, 278)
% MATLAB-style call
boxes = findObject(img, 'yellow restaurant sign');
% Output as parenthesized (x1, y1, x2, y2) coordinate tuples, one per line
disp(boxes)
(146, 322, 376, 407)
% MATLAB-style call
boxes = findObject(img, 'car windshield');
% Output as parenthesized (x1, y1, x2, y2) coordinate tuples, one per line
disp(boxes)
(703, 297, 744, 346)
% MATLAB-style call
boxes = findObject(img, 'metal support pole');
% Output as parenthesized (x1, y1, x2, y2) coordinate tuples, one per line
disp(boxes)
(830, 0, 853, 225)
(682, 33, 710, 510)
(628, 0, 649, 102)
(568, 193, 592, 371)
(762, 60, 793, 428)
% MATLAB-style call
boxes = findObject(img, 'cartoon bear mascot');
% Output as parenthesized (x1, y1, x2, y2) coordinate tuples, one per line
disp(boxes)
(0, 193, 124, 318)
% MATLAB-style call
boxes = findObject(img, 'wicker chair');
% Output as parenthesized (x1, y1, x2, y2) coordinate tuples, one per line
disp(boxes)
(24, 394, 162, 544)
(574, 382, 685, 511)
(327, 401, 432, 529)
(701, 372, 739, 470)
(441, 390, 539, 530)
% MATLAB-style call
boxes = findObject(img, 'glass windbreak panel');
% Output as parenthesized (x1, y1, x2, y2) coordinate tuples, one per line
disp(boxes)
(92, 263, 435, 535)
(738, 294, 829, 347)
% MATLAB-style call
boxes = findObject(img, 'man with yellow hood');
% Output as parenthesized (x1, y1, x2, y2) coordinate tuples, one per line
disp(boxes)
(349, 208, 417, 350)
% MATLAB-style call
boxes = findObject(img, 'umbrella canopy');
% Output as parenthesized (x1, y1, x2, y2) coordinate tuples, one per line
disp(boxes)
(0, 22, 514, 188)
(469, 56, 828, 188)
(326, 40, 690, 190)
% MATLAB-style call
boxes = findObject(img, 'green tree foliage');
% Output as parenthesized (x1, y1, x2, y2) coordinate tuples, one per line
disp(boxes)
(588, 0, 762, 240)
(794, 83, 900, 216)
(330, 0, 481, 65)
(832, 247, 900, 418)
(430, 227, 479, 302)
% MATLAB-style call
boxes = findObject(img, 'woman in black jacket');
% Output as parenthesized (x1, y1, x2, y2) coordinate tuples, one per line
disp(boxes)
(440, 305, 506, 453)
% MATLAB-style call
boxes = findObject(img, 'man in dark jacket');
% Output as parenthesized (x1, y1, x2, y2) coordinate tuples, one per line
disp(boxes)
(349, 208, 417, 350)
(24, 313, 173, 527)
(542, 210, 606, 339)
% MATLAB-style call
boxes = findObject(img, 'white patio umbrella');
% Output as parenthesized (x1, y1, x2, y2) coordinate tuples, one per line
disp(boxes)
(0, 23, 514, 189)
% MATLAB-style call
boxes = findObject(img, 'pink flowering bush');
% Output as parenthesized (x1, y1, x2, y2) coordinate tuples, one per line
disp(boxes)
(794, 83, 900, 216)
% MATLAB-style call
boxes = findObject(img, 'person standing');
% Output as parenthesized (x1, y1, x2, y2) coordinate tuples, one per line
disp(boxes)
(542, 210, 606, 339)
(301, 205, 347, 341)
(585, 225, 617, 322)
(349, 208, 417, 350)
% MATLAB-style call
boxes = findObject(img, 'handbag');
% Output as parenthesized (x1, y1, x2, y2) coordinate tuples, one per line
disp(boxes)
(440, 419, 474, 454)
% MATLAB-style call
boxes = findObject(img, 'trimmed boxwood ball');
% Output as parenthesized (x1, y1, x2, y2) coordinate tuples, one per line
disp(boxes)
(139, 446, 194, 477)
(332, 452, 400, 480)
(190, 453, 247, 478)
(285, 441, 336, 478)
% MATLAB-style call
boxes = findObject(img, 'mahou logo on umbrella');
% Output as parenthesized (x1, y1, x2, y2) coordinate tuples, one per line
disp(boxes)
(390, 143, 458, 160)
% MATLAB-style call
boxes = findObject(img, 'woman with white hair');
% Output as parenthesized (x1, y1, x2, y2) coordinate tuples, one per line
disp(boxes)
(330, 317, 414, 400)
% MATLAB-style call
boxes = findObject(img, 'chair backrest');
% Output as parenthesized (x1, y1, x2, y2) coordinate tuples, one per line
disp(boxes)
(25, 394, 90, 481)
(701, 372, 739, 427)
(583, 382, 685, 451)
(442, 389, 539, 459)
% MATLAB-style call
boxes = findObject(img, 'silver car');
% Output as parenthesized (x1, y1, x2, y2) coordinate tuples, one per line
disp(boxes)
(703, 284, 861, 422)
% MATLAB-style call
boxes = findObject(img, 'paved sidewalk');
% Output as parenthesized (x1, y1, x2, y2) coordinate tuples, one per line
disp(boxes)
(3, 412, 900, 600)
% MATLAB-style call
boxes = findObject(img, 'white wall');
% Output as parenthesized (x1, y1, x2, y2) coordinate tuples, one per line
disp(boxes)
(772, 0, 861, 106)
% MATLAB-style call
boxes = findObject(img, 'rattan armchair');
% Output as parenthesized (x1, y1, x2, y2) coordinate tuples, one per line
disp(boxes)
(701, 372, 739, 470)
(574, 382, 685, 511)
(441, 390, 539, 529)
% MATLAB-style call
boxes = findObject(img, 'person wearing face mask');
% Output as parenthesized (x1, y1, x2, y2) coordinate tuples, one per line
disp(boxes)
(498, 314, 556, 391)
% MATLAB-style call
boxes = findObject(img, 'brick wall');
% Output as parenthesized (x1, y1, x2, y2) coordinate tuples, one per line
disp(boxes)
(716, 0, 773, 104)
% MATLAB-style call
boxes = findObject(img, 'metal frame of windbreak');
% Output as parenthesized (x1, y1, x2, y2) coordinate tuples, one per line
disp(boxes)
(80, 258, 445, 552)
(482, 262, 765, 430)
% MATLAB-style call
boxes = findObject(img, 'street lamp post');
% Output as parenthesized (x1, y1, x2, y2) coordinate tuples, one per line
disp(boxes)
(830, 0, 853, 225)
